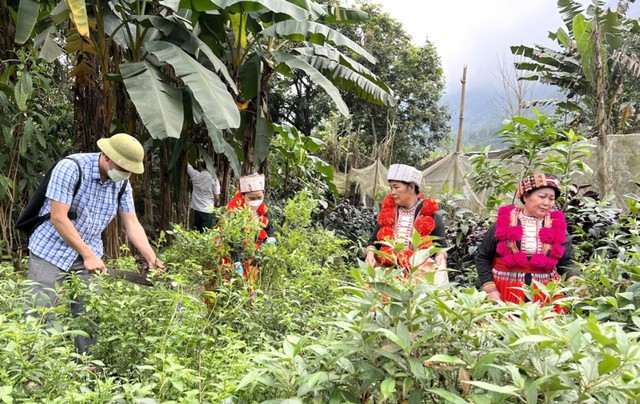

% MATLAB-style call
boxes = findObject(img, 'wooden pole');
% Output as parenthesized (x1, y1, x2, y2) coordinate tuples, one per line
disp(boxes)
(456, 65, 468, 154)
(372, 116, 378, 204)
(454, 65, 468, 191)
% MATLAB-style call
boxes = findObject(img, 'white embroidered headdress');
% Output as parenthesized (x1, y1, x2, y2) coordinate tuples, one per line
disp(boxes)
(387, 164, 422, 187)
(239, 174, 265, 193)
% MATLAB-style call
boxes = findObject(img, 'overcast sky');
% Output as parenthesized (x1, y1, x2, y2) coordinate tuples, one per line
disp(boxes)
(375, 0, 640, 93)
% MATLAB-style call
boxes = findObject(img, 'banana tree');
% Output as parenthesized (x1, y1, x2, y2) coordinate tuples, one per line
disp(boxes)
(15, 0, 242, 169)
(187, 0, 396, 174)
(16, 0, 394, 174)
(13, 0, 245, 244)
(511, 0, 640, 135)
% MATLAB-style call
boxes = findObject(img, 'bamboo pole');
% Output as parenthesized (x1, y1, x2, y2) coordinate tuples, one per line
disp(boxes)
(456, 65, 467, 154)
(454, 65, 468, 190)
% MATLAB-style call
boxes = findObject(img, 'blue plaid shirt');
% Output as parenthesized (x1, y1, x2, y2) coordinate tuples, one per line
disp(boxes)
(28, 153, 135, 271)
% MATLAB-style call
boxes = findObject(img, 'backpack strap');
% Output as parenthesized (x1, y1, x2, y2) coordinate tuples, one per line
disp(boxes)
(62, 157, 83, 220)
(117, 179, 128, 207)
(66, 157, 83, 200)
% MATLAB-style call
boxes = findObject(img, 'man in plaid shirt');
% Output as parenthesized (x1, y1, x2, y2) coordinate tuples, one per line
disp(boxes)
(27, 133, 164, 354)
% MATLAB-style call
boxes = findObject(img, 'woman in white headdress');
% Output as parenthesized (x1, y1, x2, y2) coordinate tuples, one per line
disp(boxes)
(226, 174, 275, 279)
(364, 164, 449, 285)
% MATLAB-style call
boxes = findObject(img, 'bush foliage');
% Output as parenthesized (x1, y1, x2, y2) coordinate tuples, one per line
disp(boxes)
(4, 126, 640, 402)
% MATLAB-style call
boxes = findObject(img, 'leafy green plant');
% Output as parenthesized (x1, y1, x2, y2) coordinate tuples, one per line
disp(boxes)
(238, 256, 640, 402)
(318, 200, 376, 255)
(437, 187, 491, 286)
(469, 111, 593, 210)
(269, 124, 338, 197)
(0, 49, 73, 262)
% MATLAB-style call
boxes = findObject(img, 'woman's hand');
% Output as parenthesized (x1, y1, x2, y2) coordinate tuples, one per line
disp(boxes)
(365, 247, 377, 267)
(487, 290, 502, 301)
(434, 251, 447, 267)
(482, 282, 501, 302)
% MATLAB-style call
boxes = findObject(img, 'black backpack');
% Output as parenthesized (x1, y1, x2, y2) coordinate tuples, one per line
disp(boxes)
(15, 157, 127, 236)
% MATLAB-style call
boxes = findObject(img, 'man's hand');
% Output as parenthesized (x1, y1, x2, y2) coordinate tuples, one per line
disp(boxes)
(83, 254, 107, 274)
(148, 257, 166, 272)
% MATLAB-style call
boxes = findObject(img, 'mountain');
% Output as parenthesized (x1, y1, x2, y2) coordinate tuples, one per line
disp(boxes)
(442, 82, 563, 150)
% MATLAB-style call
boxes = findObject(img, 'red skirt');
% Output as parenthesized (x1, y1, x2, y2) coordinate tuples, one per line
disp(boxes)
(492, 268, 567, 314)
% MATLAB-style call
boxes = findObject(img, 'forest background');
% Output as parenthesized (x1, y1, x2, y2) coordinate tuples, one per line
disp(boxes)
(2, 0, 640, 402)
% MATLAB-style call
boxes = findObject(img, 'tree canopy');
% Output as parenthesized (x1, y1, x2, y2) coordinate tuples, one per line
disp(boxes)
(270, 2, 451, 167)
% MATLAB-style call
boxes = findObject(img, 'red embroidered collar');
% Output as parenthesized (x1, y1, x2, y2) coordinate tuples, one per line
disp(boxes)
(375, 194, 439, 268)
(227, 191, 269, 241)
(494, 205, 567, 272)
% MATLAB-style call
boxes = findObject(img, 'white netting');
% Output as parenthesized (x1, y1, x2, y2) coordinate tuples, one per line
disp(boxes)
(348, 159, 389, 202)
(333, 154, 486, 212)
(421, 153, 486, 213)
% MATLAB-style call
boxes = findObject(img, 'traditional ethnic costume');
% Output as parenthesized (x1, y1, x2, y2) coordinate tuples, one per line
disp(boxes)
(475, 173, 578, 307)
(367, 164, 449, 286)
(226, 174, 274, 282)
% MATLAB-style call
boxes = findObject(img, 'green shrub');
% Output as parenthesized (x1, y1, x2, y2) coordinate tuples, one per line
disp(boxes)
(237, 259, 640, 402)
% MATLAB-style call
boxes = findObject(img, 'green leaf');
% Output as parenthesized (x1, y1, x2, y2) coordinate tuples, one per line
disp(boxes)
(254, 112, 273, 166)
(303, 136, 324, 153)
(572, 14, 594, 83)
(121, 61, 184, 139)
(50, 1, 70, 24)
(261, 21, 376, 63)
(229, 12, 248, 49)
(271, 51, 349, 118)
(288, 0, 326, 19)
(294, 46, 395, 107)
(380, 378, 396, 399)
(424, 354, 466, 365)
(465, 381, 519, 395)
(396, 323, 411, 352)
(598, 353, 621, 376)
(235, 369, 259, 390)
(145, 41, 240, 130)
(238, 53, 261, 100)
(426, 388, 467, 404)
(15, 0, 40, 44)
(408, 389, 422, 404)
(67, 0, 90, 38)
(159, 0, 181, 11)
(321, 5, 368, 24)
(14, 71, 33, 111)
(203, 117, 242, 176)
(510, 335, 556, 345)
(34, 25, 63, 62)
(377, 328, 409, 352)
(557, 0, 584, 29)
(409, 357, 426, 380)
(211, 0, 310, 21)
(131, 15, 237, 93)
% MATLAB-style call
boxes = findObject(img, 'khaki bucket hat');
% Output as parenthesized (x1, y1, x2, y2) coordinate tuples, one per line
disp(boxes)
(97, 133, 145, 174)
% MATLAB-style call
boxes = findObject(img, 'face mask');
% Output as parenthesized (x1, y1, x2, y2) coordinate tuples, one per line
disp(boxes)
(107, 166, 131, 183)
(247, 199, 263, 208)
